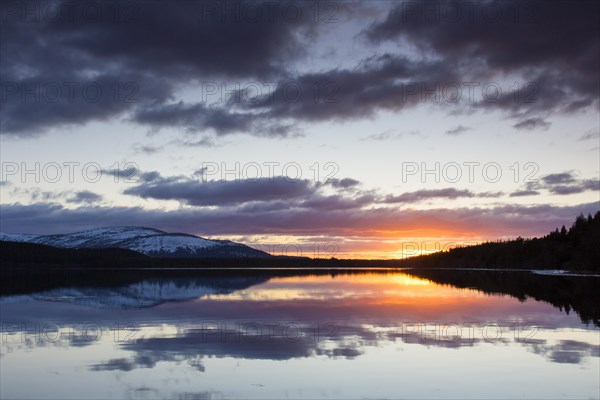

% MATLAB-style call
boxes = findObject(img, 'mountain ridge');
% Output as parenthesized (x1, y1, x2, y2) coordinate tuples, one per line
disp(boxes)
(0, 226, 271, 258)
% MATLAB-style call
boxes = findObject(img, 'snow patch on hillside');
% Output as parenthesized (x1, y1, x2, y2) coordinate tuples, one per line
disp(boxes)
(0, 226, 270, 258)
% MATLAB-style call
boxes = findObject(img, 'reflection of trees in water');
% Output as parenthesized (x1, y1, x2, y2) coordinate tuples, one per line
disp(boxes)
(0, 267, 396, 296)
(13, 276, 273, 309)
(406, 269, 600, 326)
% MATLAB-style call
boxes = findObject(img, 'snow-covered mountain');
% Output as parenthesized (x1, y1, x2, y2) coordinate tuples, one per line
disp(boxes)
(0, 226, 271, 258)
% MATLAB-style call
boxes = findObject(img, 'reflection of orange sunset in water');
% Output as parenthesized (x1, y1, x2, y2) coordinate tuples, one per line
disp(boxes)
(206, 273, 558, 324)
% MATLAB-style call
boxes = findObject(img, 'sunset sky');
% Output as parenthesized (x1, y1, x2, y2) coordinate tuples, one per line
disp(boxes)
(1, 0, 599, 258)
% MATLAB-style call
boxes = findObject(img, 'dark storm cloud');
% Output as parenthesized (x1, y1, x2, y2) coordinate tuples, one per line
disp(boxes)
(367, 0, 599, 78)
(123, 175, 316, 206)
(1, 1, 310, 76)
(0, 71, 171, 136)
(132, 102, 261, 135)
(366, 0, 599, 124)
(131, 101, 298, 137)
(510, 172, 600, 197)
(236, 54, 460, 123)
(126, 53, 458, 133)
(0, 0, 318, 136)
(228, 50, 595, 129)
(1, 1, 597, 137)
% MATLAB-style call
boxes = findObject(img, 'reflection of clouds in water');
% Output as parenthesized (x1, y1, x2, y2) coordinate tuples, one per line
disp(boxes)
(89, 323, 368, 374)
(86, 323, 599, 376)
(91, 353, 205, 372)
(524, 339, 600, 364)
(2, 273, 598, 379)
(0, 273, 594, 334)
(128, 387, 223, 400)
(175, 392, 224, 400)
(2, 273, 598, 400)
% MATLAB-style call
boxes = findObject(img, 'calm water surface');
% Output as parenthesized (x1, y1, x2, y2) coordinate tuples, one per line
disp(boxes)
(1, 271, 598, 399)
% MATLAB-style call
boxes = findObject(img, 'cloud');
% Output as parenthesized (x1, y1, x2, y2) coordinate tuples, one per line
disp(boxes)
(123, 170, 507, 210)
(509, 190, 541, 198)
(127, 54, 459, 134)
(1, 201, 597, 241)
(1, 1, 597, 138)
(236, 54, 460, 123)
(579, 127, 600, 141)
(384, 188, 502, 203)
(366, 0, 599, 122)
(513, 117, 551, 131)
(542, 173, 576, 185)
(120, 169, 370, 208)
(100, 166, 140, 181)
(0, 0, 320, 137)
(66, 191, 103, 204)
(527, 339, 600, 365)
(132, 144, 162, 154)
(172, 136, 221, 148)
(123, 175, 318, 207)
(366, 1, 599, 86)
(445, 125, 470, 136)
(548, 180, 598, 195)
(361, 129, 421, 141)
(511, 171, 600, 196)
(8, 187, 104, 205)
(9, 188, 64, 203)
(323, 178, 361, 189)
(91, 358, 139, 372)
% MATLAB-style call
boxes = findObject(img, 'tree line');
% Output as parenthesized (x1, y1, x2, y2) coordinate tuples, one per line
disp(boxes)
(399, 211, 600, 271)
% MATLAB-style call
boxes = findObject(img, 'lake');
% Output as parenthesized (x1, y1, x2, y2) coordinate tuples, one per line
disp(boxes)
(1, 270, 598, 399)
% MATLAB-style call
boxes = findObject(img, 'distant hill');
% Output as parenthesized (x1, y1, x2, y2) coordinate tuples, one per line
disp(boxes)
(399, 211, 600, 272)
(0, 226, 271, 258)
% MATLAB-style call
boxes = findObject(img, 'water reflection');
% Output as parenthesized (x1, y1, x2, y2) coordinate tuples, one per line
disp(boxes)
(1, 271, 599, 399)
